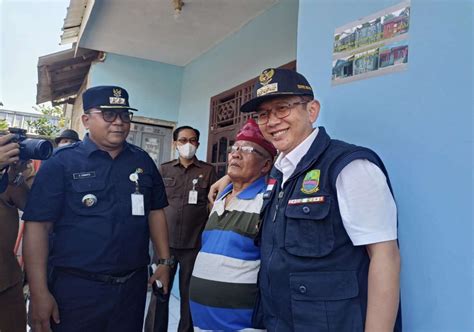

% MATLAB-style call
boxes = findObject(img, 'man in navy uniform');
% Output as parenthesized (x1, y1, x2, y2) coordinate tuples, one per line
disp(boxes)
(23, 86, 172, 332)
(212, 69, 402, 331)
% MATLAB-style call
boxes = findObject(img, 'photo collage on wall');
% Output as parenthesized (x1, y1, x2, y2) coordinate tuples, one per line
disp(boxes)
(332, 1, 410, 85)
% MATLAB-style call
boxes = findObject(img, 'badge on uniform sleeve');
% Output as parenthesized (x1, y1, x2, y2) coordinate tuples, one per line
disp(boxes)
(301, 169, 320, 194)
(82, 194, 97, 207)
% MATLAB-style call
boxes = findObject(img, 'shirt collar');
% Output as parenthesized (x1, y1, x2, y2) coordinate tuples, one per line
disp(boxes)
(172, 157, 202, 168)
(218, 176, 267, 201)
(82, 134, 131, 157)
(275, 127, 319, 182)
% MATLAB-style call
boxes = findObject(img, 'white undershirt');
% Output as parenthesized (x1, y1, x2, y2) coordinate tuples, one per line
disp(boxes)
(275, 129, 397, 246)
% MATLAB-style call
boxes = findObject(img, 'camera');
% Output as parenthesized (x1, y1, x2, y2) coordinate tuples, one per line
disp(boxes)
(8, 127, 53, 160)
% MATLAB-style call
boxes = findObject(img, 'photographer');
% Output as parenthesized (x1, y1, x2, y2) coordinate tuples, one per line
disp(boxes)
(0, 133, 34, 332)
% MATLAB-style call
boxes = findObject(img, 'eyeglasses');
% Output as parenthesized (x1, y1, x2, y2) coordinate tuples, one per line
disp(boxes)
(228, 145, 264, 157)
(255, 100, 311, 125)
(87, 110, 133, 123)
(177, 137, 199, 145)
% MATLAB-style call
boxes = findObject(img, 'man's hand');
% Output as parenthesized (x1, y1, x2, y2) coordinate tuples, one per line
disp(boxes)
(148, 264, 171, 294)
(28, 290, 60, 332)
(208, 175, 231, 204)
(0, 133, 20, 169)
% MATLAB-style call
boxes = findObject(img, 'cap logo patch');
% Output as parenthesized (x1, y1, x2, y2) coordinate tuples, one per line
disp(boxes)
(257, 83, 278, 97)
(297, 84, 312, 91)
(109, 97, 126, 105)
(259, 69, 275, 85)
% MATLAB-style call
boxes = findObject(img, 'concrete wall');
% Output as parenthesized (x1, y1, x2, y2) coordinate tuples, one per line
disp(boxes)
(178, 0, 299, 160)
(86, 0, 298, 162)
(89, 53, 184, 123)
(297, 0, 473, 330)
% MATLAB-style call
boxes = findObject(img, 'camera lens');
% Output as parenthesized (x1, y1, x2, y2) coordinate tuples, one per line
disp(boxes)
(20, 139, 53, 160)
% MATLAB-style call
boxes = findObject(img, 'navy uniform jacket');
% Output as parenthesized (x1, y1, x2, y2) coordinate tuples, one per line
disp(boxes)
(257, 127, 401, 331)
(23, 135, 168, 274)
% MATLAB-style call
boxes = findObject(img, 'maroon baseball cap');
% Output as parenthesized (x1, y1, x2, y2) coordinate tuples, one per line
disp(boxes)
(236, 119, 277, 157)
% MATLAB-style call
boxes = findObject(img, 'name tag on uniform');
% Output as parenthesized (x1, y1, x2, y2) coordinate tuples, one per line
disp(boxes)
(131, 193, 145, 216)
(188, 190, 198, 205)
(73, 171, 96, 180)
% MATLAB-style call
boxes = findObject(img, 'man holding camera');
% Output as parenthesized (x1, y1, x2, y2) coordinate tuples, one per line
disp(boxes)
(0, 133, 34, 332)
(23, 86, 172, 332)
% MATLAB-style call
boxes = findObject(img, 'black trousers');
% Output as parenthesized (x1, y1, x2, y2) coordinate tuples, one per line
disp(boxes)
(49, 267, 148, 332)
(145, 248, 200, 332)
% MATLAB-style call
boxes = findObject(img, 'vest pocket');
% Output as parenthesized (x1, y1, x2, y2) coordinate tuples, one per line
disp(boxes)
(289, 271, 363, 331)
(284, 197, 334, 257)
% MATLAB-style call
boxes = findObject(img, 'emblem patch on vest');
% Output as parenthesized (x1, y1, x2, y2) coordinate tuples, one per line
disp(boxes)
(301, 169, 320, 194)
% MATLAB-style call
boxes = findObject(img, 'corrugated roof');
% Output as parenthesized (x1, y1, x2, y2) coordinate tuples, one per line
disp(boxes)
(37, 47, 99, 105)
(60, 0, 93, 45)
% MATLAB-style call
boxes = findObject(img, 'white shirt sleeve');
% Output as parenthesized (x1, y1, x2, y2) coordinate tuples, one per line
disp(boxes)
(335, 159, 398, 246)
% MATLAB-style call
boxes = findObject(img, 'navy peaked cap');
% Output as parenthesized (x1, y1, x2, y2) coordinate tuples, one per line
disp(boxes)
(240, 68, 314, 113)
(82, 86, 138, 113)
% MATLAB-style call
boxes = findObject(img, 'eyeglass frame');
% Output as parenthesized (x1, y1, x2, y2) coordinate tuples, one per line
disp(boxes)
(255, 98, 312, 125)
(86, 109, 134, 123)
(228, 144, 265, 157)
(176, 137, 199, 145)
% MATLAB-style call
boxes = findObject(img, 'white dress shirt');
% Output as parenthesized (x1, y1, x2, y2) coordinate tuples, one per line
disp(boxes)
(274, 128, 397, 246)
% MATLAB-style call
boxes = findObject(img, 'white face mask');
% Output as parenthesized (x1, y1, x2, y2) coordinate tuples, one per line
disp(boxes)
(177, 143, 197, 160)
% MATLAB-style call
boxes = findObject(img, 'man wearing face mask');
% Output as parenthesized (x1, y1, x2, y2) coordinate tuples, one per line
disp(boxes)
(145, 126, 217, 332)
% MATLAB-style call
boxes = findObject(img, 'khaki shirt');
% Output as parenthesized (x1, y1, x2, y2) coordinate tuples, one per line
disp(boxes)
(0, 164, 34, 292)
(161, 158, 217, 249)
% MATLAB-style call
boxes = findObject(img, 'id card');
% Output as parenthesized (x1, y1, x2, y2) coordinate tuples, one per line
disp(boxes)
(188, 190, 198, 205)
(131, 193, 145, 216)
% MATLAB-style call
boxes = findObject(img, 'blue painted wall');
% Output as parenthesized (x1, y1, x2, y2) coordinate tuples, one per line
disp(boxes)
(90, 53, 183, 122)
(178, 0, 298, 160)
(298, 0, 473, 330)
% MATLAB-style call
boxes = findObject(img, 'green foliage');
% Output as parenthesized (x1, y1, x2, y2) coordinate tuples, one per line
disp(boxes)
(27, 104, 68, 137)
(0, 119, 8, 131)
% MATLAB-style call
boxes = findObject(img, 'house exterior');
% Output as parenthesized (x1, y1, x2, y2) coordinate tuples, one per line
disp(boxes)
(383, 13, 409, 39)
(35, 0, 473, 331)
(332, 58, 353, 79)
(354, 18, 383, 48)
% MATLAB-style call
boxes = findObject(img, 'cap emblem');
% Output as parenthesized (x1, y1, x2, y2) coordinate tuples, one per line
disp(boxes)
(110, 88, 126, 105)
(113, 88, 122, 97)
(257, 83, 278, 97)
(259, 68, 275, 85)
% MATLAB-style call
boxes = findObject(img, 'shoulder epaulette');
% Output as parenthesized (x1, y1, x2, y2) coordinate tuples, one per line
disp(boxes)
(52, 141, 80, 155)
(161, 160, 175, 166)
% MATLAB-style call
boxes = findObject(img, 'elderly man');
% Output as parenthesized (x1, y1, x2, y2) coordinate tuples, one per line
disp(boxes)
(22, 86, 171, 332)
(211, 68, 401, 331)
(189, 119, 276, 331)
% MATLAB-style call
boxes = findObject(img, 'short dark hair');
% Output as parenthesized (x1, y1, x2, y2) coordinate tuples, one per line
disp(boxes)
(173, 126, 200, 142)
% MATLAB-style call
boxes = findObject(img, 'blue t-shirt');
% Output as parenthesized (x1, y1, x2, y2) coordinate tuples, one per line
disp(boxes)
(23, 135, 168, 274)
